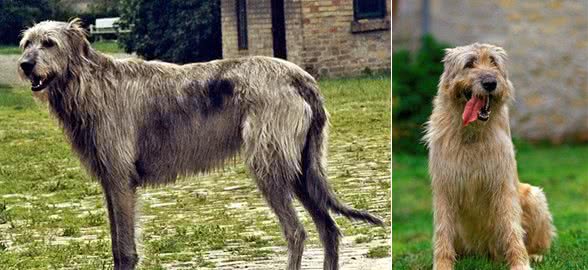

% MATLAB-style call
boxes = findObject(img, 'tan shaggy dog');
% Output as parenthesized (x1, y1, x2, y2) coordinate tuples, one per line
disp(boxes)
(424, 43, 555, 270)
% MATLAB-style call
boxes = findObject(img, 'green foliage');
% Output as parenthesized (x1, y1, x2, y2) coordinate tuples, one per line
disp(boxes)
(0, 0, 120, 45)
(392, 35, 450, 153)
(0, 0, 52, 44)
(119, 0, 222, 64)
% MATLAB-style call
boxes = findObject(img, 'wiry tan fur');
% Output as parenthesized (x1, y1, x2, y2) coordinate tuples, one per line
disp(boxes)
(424, 43, 555, 270)
(18, 19, 382, 270)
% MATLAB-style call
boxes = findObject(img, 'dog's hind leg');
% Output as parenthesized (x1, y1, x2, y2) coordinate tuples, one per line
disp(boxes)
(518, 183, 555, 261)
(293, 180, 340, 270)
(102, 182, 139, 270)
(255, 173, 307, 270)
(292, 109, 342, 270)
(241, 102, 311, 270)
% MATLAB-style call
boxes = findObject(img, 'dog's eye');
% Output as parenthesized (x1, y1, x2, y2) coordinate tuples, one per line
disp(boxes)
(42, 39, 55, 48)
(24, 41, 31, 48)
(464, 59, 475, 69)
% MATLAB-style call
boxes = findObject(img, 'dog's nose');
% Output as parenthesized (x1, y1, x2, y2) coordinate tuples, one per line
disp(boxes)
(20, 60, 36, 76)
(482, 78, 497, 92)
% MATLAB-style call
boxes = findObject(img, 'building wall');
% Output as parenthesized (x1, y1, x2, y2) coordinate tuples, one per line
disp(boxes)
(221, 0, 391, 78)
(221, 0, 274, 58)
(299, 0, 391, 77)
(284, 0, 304, 66)
(393, 0, 588, 142)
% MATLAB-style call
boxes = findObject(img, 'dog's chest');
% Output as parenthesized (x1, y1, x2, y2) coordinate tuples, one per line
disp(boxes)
(429, 133, 517, 204)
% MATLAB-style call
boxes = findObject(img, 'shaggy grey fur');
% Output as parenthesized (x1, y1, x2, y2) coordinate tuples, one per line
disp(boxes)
(18, 19, 383, 270)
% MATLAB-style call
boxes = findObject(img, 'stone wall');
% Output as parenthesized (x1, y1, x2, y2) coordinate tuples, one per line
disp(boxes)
(284, 0, 304, 66)
(221, 0, 391, 78)
(393, 0, 588, 142)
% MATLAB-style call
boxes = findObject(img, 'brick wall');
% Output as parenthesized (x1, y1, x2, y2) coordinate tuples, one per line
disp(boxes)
(299, 0, 391, 77)
(221, 0, 391, 78)
(284, 0, 304, 66)
(221, 0, 274, 58)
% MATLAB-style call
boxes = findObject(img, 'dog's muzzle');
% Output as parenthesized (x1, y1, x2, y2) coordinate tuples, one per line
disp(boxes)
(462, 94, 492, 126)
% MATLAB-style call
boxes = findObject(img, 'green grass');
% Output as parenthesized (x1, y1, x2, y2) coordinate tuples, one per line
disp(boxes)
(0, 45, 22, 55)
(0, 40, 123, 55)
(0, 75, 391, 269)
(91, 40, 124, 54)
(392, 144, 588, 269)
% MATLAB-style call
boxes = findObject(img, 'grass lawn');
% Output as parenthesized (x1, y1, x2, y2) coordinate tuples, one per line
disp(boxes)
(91, 40, 124, 54)
(0, 40, 123, 55)
(0, 74, 390, 269)
(392, 144, 588, 269)
(0, 45, 21, 55)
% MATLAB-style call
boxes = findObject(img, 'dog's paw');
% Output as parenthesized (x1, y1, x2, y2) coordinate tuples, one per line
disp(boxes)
(529, 254, 543, 263)
(510, 264, 532, 270)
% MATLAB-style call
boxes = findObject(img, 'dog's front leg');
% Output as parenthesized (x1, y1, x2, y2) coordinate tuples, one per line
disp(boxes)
(102, 181, 139, 270)
(432, 193, 457, 270)
(495, 189, 530, 270)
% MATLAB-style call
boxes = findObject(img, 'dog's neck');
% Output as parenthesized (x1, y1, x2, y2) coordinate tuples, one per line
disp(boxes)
(46, 48, 113, 126)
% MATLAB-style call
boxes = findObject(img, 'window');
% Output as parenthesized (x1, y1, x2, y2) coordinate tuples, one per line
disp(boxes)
(353, 0, 386, 20)
(236, 0, 248, 50)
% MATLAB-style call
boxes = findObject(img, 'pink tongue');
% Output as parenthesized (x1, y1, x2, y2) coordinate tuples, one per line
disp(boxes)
(462, 96, 486, 126)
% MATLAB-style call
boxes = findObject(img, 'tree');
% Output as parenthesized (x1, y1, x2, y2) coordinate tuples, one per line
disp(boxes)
(0, 0, 52, 44)
(119, 0, 222, 64)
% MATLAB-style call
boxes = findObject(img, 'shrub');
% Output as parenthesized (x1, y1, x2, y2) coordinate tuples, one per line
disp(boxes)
(392, 35, 450, 154)
(0, 0, 119, 45)
(0, 0, 52, 44)
(119, 0, 222, 64)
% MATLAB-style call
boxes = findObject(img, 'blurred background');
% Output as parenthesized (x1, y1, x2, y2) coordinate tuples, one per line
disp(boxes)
(392, 1, 588, 269)
(392, 0, 587, 153)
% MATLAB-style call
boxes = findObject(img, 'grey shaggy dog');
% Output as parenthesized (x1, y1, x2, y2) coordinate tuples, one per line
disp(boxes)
(18, 19, 383, 270)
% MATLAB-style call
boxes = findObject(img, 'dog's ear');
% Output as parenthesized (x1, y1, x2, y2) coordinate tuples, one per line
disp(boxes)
(439, 48, 459, 87)
(66, 18, 90, 49)
(68, 18, 84, 30)
(442, 48, 455, 64)
(65, 18, 95, 65)
(66, 18, 88, 39)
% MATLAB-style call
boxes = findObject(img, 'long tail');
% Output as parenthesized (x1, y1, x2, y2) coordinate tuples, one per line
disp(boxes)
(295, 77, 384, 226)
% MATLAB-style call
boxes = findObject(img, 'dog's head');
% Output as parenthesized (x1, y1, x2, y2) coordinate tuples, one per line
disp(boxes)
(439, 43, 513, 126)
(18, 18, 91, 92)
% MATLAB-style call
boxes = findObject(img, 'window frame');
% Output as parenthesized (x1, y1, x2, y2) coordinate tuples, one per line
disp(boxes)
(353, 0, 386, 20)
(236, 0, 248, 50)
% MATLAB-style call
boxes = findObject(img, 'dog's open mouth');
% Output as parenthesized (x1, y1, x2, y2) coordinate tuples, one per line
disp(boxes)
(462, 94, 491, 126)
(29, 74, 54, 92)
